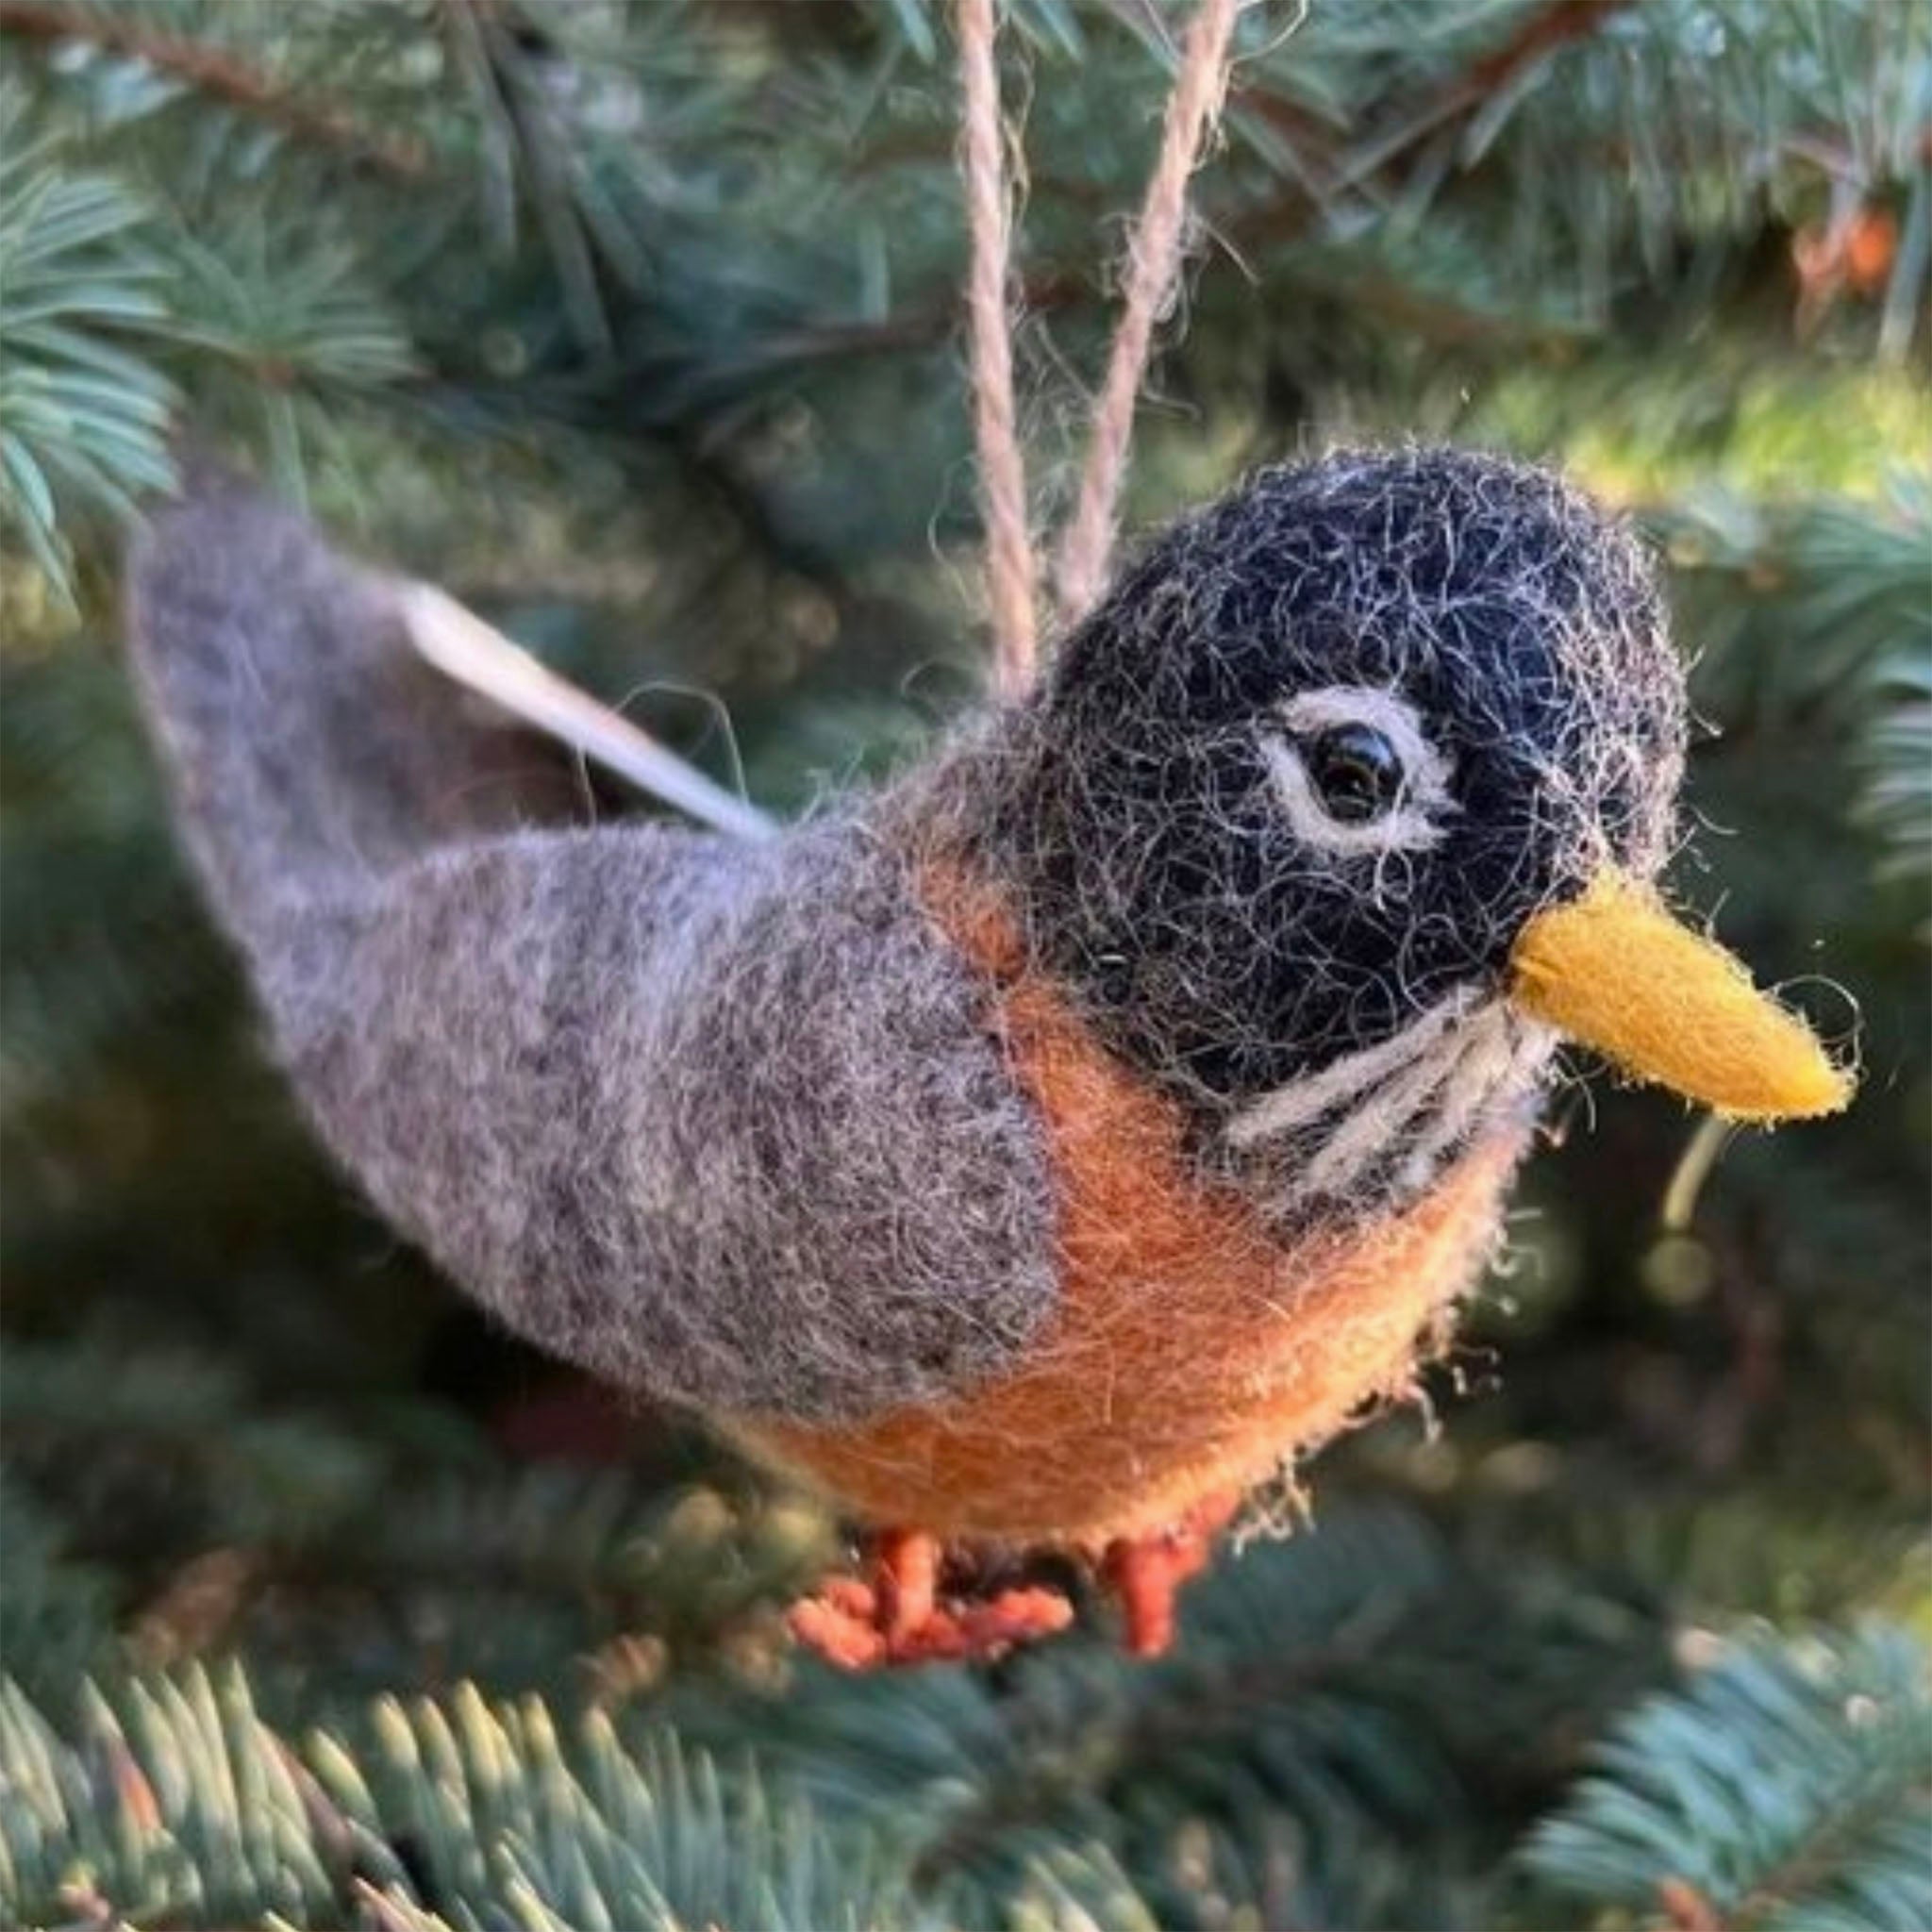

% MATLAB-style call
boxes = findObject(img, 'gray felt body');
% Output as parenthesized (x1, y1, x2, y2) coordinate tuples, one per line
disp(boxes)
(127, 483, 1057, 1423)
(126, 450, 1690, 1433)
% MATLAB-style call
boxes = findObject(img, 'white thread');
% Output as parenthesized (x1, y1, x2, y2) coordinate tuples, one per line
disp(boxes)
(1397, 1008, 1555, 1194)
(398, 583, 776, 842)
(1224, 985, 1476, 1150)
(1292, 1024, 1466, 1201)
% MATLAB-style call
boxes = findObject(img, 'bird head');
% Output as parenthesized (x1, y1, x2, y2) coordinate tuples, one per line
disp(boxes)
(996, 447, 1849, 1207)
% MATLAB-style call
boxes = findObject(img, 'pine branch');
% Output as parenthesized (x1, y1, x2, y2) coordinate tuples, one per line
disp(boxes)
(734, 3, 1648, 369)
(654, 1507, 1674, 1929)
(1519, 1624, 1932, 1932)
(0, 1475, 117, 1703)
(0, 2, 428, 179)
(0, 132, 179, 598)
(1339, 0, 1644, 188)
(0, 1663, 1141, 1931)
(1860, 656, 1932, 890)
(0, 1338, 827, 1695)
(1656, 479, 1932, 909)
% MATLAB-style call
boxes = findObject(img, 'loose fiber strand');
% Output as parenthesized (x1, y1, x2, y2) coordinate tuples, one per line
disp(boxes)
(1055, 0, 1243, 624)
(957, 0, 1041, 698)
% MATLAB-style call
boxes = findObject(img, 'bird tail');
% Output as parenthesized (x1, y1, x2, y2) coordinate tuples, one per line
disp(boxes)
(125, 470, 575, 944)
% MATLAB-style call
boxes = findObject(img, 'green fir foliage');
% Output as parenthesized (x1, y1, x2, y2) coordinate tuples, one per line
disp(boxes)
(1520, 1624, 1932, 1932)
(2, 2, 1927, 1927)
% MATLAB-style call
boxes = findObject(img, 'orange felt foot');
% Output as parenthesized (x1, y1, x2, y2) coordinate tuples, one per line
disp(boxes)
(788, 1530, 1075, 1670)
(875, 1526, 938, 1639)
(1102, 1491, 1242, 1658)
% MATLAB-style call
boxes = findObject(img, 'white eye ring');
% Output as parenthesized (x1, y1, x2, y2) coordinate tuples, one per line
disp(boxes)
(1260, 686, 1457, 856)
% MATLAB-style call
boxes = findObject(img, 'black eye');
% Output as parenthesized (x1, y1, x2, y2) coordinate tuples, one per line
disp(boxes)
(1307, 723, 1405, 823)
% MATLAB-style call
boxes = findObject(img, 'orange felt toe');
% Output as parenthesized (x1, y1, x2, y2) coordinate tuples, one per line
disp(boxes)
(1104, 1489, 1241, 1657)
(788, 1531, 1077, 1670)
(787, 1591, 887, 1670)
(790, 1583, 1075, 1670)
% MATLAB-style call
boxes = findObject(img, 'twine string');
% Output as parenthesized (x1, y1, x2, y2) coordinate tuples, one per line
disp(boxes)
(956, 0, 1244, 688)
(957, 0, 1040, 698)
(1054, 0, 1243, 625)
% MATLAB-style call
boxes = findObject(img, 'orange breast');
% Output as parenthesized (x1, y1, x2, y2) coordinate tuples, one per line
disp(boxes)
(741, 869, 1522, 1547)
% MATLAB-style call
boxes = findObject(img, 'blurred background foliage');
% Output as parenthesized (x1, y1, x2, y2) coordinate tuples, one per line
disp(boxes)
(1, 1, 1929, 1927)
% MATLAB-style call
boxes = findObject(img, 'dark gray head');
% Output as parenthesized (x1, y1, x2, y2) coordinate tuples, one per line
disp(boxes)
(997, 446, 1688, 1109)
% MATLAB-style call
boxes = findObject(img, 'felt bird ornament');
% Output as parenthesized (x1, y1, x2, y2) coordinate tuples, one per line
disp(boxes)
(127, 448, 1851, 1665)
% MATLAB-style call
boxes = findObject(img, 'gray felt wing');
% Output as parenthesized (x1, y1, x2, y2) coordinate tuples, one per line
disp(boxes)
(125, 481, 1056, 1422)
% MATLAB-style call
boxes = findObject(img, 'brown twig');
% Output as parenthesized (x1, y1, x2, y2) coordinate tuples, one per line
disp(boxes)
(0, 1, 429, 179)
(1424, 0, 1638, 128)
(1233, 0, 1642, 247)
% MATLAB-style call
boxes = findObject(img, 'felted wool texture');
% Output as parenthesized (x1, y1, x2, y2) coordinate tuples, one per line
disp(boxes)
(889, 719, 1562, 1236)
(126, 446, 1690, 1485)
(983, 445, 1689, 1181)
(128, 486, 1058, 1424)
(1511, 871, 1853, 1121)
(743, 865, 1525, 1545)
(125, 471, 590, 913)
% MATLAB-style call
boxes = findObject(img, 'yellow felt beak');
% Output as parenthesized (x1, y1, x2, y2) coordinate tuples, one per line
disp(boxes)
(1507, 871, 1853, 1122)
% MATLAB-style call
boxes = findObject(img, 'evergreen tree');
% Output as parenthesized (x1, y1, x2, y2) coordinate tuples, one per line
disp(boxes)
(2, 3, 1927, 1927)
